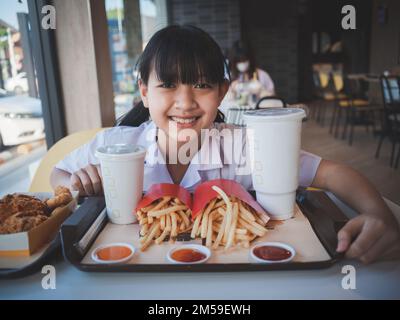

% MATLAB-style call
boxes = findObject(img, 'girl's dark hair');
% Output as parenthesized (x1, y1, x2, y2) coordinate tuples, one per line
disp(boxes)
(119, 25, 229, 127)
(229, 40, 256, 80)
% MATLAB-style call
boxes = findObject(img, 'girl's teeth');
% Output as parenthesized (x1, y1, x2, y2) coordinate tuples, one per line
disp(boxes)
(171, 116, 197, 124)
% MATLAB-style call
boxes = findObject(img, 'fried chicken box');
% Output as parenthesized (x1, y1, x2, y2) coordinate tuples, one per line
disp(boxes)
(0, 192, 78, 257)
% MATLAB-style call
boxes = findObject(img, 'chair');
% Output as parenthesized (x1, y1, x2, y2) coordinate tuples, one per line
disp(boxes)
(225, 105, 253, 126)
(312, 71, 337, 127)
(375, 75, 400, 168)
(225, 96, 287, 126)
(332, 75, 378, 145)
(255, 96, 287, 109)
(29, 128, 105, 192)
(329, 72, 348, 135)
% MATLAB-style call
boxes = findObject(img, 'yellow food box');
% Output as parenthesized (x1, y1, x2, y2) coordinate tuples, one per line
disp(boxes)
(0, 191, 78, 257)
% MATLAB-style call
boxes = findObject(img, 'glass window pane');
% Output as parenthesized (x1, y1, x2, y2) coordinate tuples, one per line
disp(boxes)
(106, 0, 168, 120)
(0, 0, 47, 195)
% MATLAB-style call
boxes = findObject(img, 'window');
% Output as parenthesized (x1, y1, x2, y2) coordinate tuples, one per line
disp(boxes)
(0, 0, 62, 196)
(0, 0, 47, 195)
(105, 0, 168, 120)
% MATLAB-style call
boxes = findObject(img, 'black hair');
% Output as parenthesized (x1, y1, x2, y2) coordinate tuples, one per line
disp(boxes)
(118, 25, 229, 127)
(229, 40, 256, 80)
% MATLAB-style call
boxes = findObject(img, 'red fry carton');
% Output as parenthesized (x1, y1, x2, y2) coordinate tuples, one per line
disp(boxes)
(135, 180, 268, 222)
(135, 183, 192, 212)
(192, 179, 267, 219)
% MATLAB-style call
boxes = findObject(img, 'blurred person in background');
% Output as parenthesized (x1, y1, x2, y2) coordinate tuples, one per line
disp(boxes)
(228, 40, 275, 100)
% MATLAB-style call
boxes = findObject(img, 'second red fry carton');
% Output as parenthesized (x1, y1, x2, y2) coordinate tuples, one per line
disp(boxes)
(192, 179, 268, 219)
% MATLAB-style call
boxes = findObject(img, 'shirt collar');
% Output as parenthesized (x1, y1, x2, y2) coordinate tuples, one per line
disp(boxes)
(142, 121, 223, 171)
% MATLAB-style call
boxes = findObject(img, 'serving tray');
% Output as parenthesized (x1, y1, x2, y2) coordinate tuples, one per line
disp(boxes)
(60, 188, 349, 272)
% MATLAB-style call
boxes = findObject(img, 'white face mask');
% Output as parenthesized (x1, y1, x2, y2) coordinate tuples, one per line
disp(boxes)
(236, 61, 250, 73)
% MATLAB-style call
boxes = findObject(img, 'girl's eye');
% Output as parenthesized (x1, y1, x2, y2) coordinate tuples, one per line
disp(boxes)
(194, 83, 212, 89)
(159, 83, 175, 89)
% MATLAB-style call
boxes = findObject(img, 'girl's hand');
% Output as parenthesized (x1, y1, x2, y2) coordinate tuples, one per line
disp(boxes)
(336, 214, 400, 264)
(70, 164, 103, 196)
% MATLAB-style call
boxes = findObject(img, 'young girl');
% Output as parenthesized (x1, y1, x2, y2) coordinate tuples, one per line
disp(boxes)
(51, 25, 399, 264)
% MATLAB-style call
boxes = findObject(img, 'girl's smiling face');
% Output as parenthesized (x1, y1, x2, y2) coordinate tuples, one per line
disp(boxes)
(139, 68, 228, 143)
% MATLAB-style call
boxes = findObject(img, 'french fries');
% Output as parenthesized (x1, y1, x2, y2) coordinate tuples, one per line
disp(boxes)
(137, 186, 269, 252)
(137, 197, 192, 251)
(191, 186, 269, 250)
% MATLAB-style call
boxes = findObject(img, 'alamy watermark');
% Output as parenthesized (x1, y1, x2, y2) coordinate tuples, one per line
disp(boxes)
(341, 264, 356, 290)
(341, 5, 356, 30)
(38, 5, 356, 31)
(41, 264, 56, 290)
(41, 5, 56, 30)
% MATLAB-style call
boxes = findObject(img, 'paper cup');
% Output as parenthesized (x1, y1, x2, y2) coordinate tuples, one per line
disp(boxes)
(243, 108, 305, 220)
(96, 144, 146, 224)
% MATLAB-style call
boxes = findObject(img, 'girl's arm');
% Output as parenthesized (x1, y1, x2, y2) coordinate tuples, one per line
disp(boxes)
(311, 159, 400, 263)
(50, 165, 103, 196)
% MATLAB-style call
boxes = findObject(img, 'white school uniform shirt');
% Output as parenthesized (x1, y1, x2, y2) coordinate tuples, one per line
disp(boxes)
(55, 121, 321, 193)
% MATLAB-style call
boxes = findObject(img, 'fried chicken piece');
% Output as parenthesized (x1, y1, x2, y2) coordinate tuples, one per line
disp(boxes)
(0, 194, 49, 224)
(55, 186, 71, 196)
(0, 188, 73, 235)
(0, 211, 48, 234)
(0, 195, 14, 224)
(46, 186, 72, 210)
(11, 194, 49, 214)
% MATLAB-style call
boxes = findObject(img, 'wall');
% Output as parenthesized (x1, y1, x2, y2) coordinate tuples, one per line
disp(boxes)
(169, 0, 305, 103)
(54, 0, 115, 133)
(369, 0, 400, 74)
(240, 0, 301, 103)
(168, 0, 241, 53)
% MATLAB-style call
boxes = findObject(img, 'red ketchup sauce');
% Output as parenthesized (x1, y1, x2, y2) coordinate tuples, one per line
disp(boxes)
(96, 246, 132, 261)
(253, 245, 292, 261)
(171, 248, 206, 263)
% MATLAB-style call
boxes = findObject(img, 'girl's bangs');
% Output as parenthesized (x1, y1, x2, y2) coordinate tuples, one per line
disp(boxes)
(152, 35, 226, 85)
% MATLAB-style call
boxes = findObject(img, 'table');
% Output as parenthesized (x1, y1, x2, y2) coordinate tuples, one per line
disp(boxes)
(1, 195, 399, 300)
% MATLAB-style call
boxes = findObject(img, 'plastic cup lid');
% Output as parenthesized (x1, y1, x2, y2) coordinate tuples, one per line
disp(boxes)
(95, 144, 146, 160)
(243, 108, 305, 122)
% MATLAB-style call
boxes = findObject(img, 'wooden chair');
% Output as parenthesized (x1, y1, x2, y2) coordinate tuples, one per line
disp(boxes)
(29, 128, 104, 192)
(225, 96, 287, 126)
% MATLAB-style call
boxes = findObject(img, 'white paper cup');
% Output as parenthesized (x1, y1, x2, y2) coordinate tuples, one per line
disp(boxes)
(243, 108, 305, 220)
(95, 144, 146, 224)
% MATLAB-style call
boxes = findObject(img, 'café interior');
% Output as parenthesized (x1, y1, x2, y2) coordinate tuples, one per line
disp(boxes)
(0, 0, 400, 299)
(35, 0, 399, 203)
